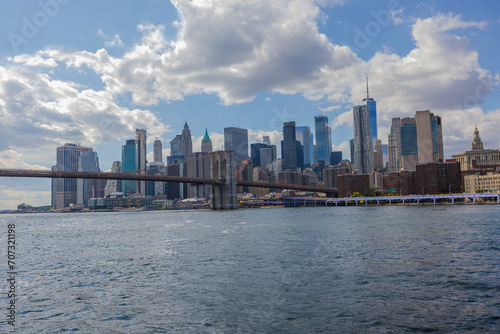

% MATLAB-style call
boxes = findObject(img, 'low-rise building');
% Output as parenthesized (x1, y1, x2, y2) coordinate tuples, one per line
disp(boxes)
(464, 171, 500, 193)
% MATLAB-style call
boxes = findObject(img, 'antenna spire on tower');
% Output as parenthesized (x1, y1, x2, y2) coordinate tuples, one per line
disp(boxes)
(366, 73, 369, 100)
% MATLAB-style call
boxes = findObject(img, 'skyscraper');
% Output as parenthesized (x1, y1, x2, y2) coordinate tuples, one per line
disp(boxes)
(283, 121, 297, 170)
(374, 139, 383, 171)
(390, 110, 444, 171)
(170, 135, 182, 156)
(388, 117, 402, 172)
(180, 122, 193, 157)
(201, 128, 213, 153)
(363, 74, 377, 148)
(136, 129, 147, 196)
(314, 115, 332, 165)
(153, 138, 162, 162)
(296, 126, 313, 167)
(54, 143, 93, 209)
(104, 161, 122, 197)
(122, 139, 136, 195)
(224, 127, 248, 159)
(330, 151, 343, 166)
(352, 104, 374, 174)
(77, 151, 101, 208)
(263, 136, 271, 145)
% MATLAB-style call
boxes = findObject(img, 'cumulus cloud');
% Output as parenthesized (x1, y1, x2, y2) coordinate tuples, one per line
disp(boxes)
(0, 65, 169, 155)
(2, 4, 498, 163)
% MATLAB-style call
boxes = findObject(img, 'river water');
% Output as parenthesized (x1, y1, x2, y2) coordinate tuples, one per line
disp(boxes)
(1, 206, 499, 333)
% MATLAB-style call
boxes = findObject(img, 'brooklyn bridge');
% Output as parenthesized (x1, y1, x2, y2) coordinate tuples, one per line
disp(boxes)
(0, 150, 338, 210)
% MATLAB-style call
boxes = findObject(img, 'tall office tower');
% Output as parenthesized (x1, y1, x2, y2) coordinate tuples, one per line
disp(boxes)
(330, 151, 343, 166)
(374, 139, 384, 171)
(180, 122, 193, 157)
(170, 135, 182, 156)
(415, 110, 443, 164)
(283, 121, 298, 170)
(77, 151, 101, 208)
(296, 126, 314, 167)
(166, 155, 187, 200)
(388, 117, 402, 172)
(147, 161, 166, 197)
(224, 127, 249, 159)
(153, 138, 163, 162)
(260, 147, 273, 169)
(122, 139, 136, 196)
(314, 115, 332, 165)
(51, 165, 57, 208)
(352, 104, 374, 174)
(263, 136, 271, 145)
(104, 161, 122, 197)
(363, 74, 377, 148)
(201, 128, 213, 153)
(135, 129, 147, 196)
(54, 143, 93, 209)
(350, 139, 355, 163)
(394, 110, 444, 171)
(401, 117, 418, 170)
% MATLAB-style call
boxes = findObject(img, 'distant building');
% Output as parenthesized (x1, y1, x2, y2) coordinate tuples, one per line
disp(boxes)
(201, 128, 213, 153)
(330, 151, 342, 166)
(251, 143, 276, 168)
(121, 139, 136, 196)
(224, 127, 249, 160)
(54, 143, 93, 209)
(166, 155, 186, 200)
(314, 115, 332, 165)
(77, 151, 102, 208)
(153, 138, 163, 162)
(170, 135, 182, 156)
(135, 129, 147, 196)
(388, 117, 402, 172)
(296, 126, 314, 167)
(147, 161, 166, 197)
(323, 165, 349, 188)
(416, 161, 461, 195)
(464, 170, 500, 193)
(104, 161, 122, 197)
(452, 125, 500, 171)
(263, 135, 271, 145)
(363, 75, 377, 149)
(374, 139, 383, 171)
(338, 174, 370, 198)
(186, 152, 211, 198)
(390, 110, 443, 171)
(352, 104, 373, 174)
(283, 121, 298, 170)
(180, 122, 193, 157)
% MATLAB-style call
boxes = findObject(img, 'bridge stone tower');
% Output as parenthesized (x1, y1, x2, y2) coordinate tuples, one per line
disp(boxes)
(210, 150, 238, 210)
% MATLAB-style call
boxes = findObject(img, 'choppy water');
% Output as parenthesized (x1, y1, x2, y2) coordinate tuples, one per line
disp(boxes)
(1, 206, 499, 333)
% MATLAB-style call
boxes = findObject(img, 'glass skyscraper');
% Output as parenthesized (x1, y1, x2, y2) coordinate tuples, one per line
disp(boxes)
(352, 104, 374, 174)
(122, 139, 136, 196)
(363, 76, 377, 148)
(314, 115, 332, 165)
(283, 121, 297, 170)
(54, 143, 93, 209)
(224, 127, 249, 160)
(296, 126, 314, 167)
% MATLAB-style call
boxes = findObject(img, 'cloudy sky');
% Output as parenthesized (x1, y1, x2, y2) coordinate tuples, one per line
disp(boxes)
(0, 0, 499, 208)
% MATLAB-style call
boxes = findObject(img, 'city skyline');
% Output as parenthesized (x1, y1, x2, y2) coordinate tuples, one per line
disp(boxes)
(1, 1, 500, 208)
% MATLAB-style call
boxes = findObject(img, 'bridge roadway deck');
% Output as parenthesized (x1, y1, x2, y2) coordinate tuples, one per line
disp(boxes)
(0, 169, 338, 194)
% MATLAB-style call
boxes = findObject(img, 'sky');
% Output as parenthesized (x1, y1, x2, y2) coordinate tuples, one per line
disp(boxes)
(0, 0, 499, 209)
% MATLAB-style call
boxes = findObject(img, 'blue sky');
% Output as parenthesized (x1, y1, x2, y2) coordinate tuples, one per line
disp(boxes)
(0, 0, 499, 208)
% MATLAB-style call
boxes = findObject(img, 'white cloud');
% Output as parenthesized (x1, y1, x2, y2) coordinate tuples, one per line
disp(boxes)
(319, 105, 340, 112)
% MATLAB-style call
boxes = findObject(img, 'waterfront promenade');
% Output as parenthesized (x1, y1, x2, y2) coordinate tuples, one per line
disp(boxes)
(283, 192, 500, 207)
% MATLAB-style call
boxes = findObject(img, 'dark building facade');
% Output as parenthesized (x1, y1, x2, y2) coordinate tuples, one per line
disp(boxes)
(338, 174, 370, 198)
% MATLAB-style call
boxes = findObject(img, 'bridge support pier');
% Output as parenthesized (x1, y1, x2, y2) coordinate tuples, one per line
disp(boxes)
(210, 150, 238, 210)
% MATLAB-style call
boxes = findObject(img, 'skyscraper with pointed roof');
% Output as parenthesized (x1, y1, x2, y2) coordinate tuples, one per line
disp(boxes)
(363, 74, 377, 149)
(180, 122, 193, 157)
(201, 128, 213, 153)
